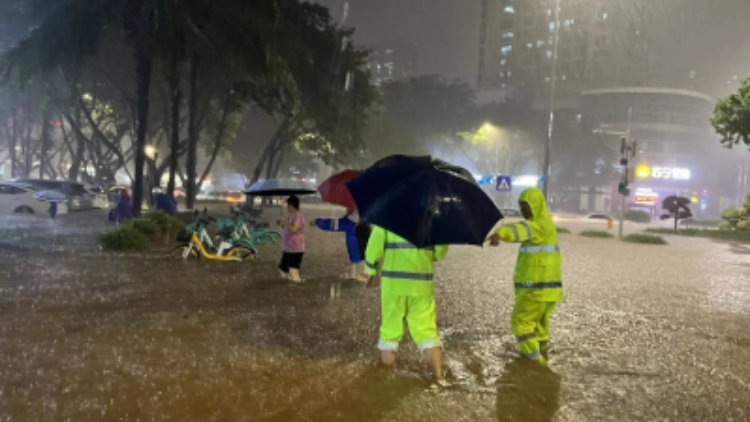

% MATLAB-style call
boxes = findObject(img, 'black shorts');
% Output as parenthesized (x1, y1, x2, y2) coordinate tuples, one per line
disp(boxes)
(279, 252, 304, 272)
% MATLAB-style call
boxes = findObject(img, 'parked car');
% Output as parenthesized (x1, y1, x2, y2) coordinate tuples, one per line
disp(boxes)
(85, 185, 111, 209)
(0, 182, 68, 216)
(7, 179, 96, 211)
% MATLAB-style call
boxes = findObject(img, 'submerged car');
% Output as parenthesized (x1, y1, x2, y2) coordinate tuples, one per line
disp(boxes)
(0, 181, 69, 216)
(7, 179, 97, 211)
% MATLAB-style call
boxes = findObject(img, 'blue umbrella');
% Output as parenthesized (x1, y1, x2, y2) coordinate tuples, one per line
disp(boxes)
(34, 190, 68, 203)
(346, 155, 503, 248)
(244, 179, 317, 197)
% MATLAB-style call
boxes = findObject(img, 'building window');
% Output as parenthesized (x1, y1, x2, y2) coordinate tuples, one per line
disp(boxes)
(526, 42, 533, 49)
(602, 12, 608, 20)
(546, 50, 553, 59)
(385, 49, 394, 54)
(502, 31, 514, 39)
(504, 6, 515, 14)
(537, 40, 545, 47)
(500, 59, 508, 66)
(549, 22, 556, 32)
(501, 45, 512, 55)
(507, 71, 512, 77)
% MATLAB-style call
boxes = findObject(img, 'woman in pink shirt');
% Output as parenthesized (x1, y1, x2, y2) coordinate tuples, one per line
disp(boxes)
(277, 196, 306, 283)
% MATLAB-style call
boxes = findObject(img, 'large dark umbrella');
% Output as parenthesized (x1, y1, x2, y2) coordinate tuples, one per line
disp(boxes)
(318, 170, 360, 209)
(244, 179, 317, 197)
(346, 155, 503, 247)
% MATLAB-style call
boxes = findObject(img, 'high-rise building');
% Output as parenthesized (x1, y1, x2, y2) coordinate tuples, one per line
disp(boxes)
(367, 39, 419, 85)
(477, 0, 650, 108)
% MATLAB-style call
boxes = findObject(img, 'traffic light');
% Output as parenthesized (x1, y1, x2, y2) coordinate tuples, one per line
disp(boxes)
(618, 181, 630, 196)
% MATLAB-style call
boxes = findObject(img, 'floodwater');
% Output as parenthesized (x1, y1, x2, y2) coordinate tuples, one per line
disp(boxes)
(0, 209, 749, 421)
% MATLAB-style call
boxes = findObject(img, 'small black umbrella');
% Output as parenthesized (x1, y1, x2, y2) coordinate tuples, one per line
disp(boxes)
(244, 179, 317, 197)
(346, 155, 503, 247)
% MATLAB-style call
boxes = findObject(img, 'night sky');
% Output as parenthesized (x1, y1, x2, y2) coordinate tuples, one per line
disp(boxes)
(315, 0, 749, 88)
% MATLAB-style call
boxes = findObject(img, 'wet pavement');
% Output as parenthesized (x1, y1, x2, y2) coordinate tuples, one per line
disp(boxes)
(0, 209, 749, 421)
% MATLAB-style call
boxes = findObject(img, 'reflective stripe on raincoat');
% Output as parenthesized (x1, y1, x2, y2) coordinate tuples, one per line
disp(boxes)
(496, 188, 562, 302)
(365, 226, 449, 297)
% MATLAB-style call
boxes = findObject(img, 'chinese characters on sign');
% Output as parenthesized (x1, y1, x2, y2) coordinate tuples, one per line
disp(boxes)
(651, 167, 691, 180)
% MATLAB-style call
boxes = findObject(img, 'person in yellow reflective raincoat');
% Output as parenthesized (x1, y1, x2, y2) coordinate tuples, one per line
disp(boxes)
(365, 226, 449, 380)
(488, 187, 562, 364)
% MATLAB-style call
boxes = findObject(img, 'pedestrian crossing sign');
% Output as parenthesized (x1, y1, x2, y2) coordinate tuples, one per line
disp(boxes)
(496, 175, 512, 192)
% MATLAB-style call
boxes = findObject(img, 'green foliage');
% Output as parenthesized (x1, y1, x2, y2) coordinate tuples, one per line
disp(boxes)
(97, 226, 149, 251)
(556, 226, 572, 234)
(145, 211, 185, 233)
(580, 230, 614, 238)
(623, 234, 667, 245)
(718, 220, 732, 230)
(130, 218, 159, 236)
(624, 210, 651, 223)
(737, 220, 750, 231)
(646, 227, 750, 244)
(711, 78, 750, 149)
(723, 207, 740, 219)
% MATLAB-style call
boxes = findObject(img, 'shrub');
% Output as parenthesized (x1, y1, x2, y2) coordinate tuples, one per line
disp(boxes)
(718, 220, 732, 230)
(722, 207, 739, 220)
(130, 218, 159, 236)
(738, 220, 750, 231)
(145, 211, 185, 233)
(623, 233, 667, 245)
(556, 226, 571, 234)
(580, 230, 614, 238)
(624, 210, 651, 223)
(98, 226, 149, 251)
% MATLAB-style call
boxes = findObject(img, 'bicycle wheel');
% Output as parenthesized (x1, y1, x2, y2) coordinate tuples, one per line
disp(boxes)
(253, 233, 277, 245)
(226, 246, 256, 261)
(168, 245, 199, 260)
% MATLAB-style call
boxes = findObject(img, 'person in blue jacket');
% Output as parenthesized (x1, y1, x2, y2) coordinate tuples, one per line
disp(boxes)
(310, 209, 370, 281)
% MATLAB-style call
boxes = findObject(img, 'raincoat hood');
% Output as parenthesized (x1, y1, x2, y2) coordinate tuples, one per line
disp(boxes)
(519, 188, 549, 221)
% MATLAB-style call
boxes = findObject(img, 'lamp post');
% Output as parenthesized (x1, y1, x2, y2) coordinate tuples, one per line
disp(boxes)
(541, 0, 561, 200)
(145, 145, 158, 206)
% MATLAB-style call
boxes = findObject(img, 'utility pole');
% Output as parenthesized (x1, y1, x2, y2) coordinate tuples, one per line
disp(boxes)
(542, 0, 561, 200)
(618, 137, 637, 240)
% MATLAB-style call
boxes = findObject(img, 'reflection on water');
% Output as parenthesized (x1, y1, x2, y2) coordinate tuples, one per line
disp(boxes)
(495, 358, 561, 422)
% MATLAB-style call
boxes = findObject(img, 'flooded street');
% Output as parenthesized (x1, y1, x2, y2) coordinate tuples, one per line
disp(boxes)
(1, 210, 749, 421)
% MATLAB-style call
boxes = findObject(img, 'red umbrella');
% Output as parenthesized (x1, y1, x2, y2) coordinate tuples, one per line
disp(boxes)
(318, 170, 360, 210)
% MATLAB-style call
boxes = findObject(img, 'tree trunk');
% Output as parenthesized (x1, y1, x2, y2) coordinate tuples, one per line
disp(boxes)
(132, 34, 153, 217)
(197, 95, 233, 193)
(7, 110, 18, 177)
(185, 51, 200, 210)
(251, 117, 292, 184)
(167, 61, 181, 197)
(39, 103, 52, 179)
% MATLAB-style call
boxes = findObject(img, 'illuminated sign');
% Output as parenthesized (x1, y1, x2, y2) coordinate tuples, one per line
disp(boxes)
(633, 188, 657, 205)
(651, 167, 691, 180)
(635, 165, 651, 179)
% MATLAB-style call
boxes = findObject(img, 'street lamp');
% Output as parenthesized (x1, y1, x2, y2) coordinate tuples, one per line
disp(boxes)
(145, 145, 159, 205)
(145, 145, 157, 160)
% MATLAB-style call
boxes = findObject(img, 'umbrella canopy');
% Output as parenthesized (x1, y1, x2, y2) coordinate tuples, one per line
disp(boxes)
(244, 179, 317, 197)
(34, 190, 68, 203)
(347, 155, 503, 248)
(317, 170, 360, 209)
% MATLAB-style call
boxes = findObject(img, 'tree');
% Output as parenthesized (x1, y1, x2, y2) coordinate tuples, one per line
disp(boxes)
(1, 0, 279, 214)
(712, 78, 750, 149)
(660, 196, 693, 232)
(248, 5, 377, 183)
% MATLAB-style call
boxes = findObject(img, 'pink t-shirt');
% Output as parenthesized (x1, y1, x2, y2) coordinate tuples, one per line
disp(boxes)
(282, 211, 306, 253)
